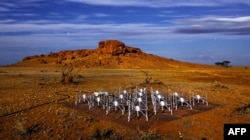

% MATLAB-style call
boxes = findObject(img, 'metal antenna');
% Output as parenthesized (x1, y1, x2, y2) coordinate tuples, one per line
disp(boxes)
(128, 87, 148, 122)
(151, 88, 173, 115)
(106, 88, 127, 115)
(191, 90, 208, 106)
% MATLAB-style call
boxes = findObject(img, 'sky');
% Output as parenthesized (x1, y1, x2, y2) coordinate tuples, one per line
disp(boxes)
(0, 0, 250, 66)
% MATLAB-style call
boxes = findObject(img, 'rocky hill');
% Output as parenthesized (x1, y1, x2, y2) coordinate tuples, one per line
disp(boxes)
(16, 40, 210, 69)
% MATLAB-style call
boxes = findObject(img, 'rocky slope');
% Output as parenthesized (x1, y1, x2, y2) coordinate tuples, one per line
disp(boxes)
(16, 40, 210, 69)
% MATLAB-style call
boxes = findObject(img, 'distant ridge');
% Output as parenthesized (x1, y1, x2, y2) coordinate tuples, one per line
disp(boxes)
(15, 40, 212, 69)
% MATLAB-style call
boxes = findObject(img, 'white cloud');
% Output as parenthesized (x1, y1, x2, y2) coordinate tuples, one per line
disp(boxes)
(174, 16, 250, 35)
(1, 15, 249, 49)
(0, 21, 171, 35)
(0, 20, 177, 54)
(0, 20, 249, 65)
(10, 13, 38, 17)
(0, 19, 17, 23)
(0, 7, 10, 11)
(212, 16, 250, 22)
(66, 0, 149, 7)
(65, 0, 250, 7)
(93, 13, 111, 17)
(76, 15, 88, 19)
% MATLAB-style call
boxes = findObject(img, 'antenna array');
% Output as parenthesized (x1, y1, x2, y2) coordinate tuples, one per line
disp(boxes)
(75, 87, 208, 121)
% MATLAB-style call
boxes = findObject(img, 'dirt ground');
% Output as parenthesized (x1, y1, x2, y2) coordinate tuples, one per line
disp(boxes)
(66, 101, 217, 130)
(0, 66, 250, 139)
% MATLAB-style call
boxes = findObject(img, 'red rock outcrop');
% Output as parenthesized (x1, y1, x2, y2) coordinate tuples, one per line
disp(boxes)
(96, 40, 142, 55)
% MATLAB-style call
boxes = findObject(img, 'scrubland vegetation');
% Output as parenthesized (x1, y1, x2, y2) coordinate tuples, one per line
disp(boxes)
(0, 66, 249, 139)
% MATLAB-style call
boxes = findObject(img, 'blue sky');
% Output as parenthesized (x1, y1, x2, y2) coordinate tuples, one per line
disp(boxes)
(0, 0, 250, 66)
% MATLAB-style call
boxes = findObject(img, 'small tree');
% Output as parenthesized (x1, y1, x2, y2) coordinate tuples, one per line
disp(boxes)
(142, 70, 152, 85)
(215, 62, 223, 66)
(222, 60, 230, 67)
(215, 60, 231, 67)
(61, 63, 80, 84)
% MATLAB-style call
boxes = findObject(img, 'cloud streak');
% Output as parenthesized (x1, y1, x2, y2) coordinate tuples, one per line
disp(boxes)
(0, 0, 250, 65)
(65, 0, 250, 7)
(174, 16, 250, 35)
(2, 15, 250, 35)
(0, 21, 172, 35)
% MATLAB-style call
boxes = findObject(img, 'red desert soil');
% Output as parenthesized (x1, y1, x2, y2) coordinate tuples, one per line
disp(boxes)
(0, 40, 249, 139)
(66, 100, 217, 130)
